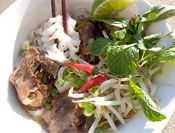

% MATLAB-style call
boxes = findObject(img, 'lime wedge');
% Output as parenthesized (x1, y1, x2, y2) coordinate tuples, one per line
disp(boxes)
(92, 0, 135, 19)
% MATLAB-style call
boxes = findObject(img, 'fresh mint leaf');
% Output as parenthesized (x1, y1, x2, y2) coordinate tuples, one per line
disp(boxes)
(142, 5, 175, 24)
(110, 29, 134, 44)
(94, 18, 129, 28)
(129, 80, 166, 122)
(89, 37, 114, 56)
(106, 45, 139, 77)
(113, 29, 127, 40)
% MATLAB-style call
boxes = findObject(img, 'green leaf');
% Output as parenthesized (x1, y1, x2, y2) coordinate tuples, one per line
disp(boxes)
(129, 80, 166, 122)
(110, 30, 134, 44)
(158, 47, 175, 62)
(106, 45, 139, 77)
(95, 123, 110, 133)
(143, 33, 163, 48)
(142, 5, 175, 24)
(81, 102, 95, 116)
(94, 18, 129, 28)
(113, 29, 127, 40)
(167, 31, 175, 45)
(63, 67, 88, 89)
(128, 16, 142, 34)
(89, 37, 114, 56)
(141, 47, 175, 68)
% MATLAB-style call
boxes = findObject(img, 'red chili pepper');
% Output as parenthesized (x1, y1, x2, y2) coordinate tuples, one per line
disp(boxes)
(64, 62, 95, 75)
(77, 75, 108, 93)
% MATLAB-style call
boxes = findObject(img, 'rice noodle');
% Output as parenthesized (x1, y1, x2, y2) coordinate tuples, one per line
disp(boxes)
(115, 89, 121, 100)
(29, 15, 80, 63)
(43, 44, 68, 63)
(88, 115, 102, 133)
(112, 84, 129, 90)
(121, 103, 126, 113)
(93, 97, 129, 106)
(73, 93, 114, 103)
(68, 88, 85, 98)
(148, 66, 161, 76)
(133, 100, 141, 110)
(124, 106, 133, 117)
(100, 79, 118, 93)
(103, 110, 117, 132)
(108, 106, 125, 124)
(145, 79, 157, 97)
(139, 79, 149, 94)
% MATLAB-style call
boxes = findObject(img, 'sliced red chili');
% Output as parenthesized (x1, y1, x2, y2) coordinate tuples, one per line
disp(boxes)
(64, 62, 95, 75)
(77, 74, 108, 93)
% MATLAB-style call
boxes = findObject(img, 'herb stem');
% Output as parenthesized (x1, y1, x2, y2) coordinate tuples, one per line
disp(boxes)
(98, 70, 120, 81)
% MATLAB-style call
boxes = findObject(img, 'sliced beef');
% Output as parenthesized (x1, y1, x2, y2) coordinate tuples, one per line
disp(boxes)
(10, 47, 59, 110)
(79, 116, 94, 133)
(42, 92, 94, 133)
(75, 19, 102, 61)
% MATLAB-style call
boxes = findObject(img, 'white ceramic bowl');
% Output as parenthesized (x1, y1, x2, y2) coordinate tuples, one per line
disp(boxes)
(0, 0, 175, 133)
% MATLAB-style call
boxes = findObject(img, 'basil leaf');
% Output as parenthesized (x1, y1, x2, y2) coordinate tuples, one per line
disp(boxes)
(129, 80, 166, 122)
(167, 31, 175, 45)
(89, 37, 114, 56)
(143, 33, 163, 48)
(94, 18, 129, 28)
(141, 47, 175, 68)
(106, 45, 139, 77)
(142, 5, 175, 24)
(158, 47, 175, 62)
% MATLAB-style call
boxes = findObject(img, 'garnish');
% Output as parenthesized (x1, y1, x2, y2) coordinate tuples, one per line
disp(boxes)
(129, 80, 166, 121)
(77, 75, 108, 93)
(64, 62, 95, 75)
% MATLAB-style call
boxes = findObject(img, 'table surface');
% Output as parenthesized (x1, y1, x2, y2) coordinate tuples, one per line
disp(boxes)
(0, 0, 175, 132)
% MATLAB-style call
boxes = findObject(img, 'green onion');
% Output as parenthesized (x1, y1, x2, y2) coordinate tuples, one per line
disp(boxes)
(44, 100, 52, 110)
(51, 88, 58, 97)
